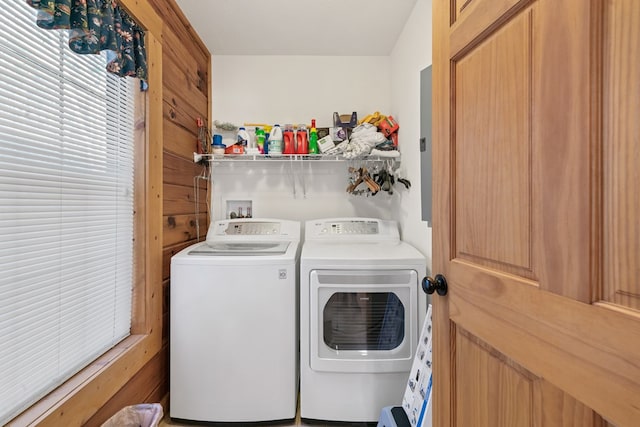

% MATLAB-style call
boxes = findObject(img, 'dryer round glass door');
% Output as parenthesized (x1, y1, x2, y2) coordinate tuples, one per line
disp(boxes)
(309, 269, 419, 373)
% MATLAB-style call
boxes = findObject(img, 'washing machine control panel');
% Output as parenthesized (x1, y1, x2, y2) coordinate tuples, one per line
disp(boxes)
(207, 219, 301, 241)
(224, 222, 281, 235)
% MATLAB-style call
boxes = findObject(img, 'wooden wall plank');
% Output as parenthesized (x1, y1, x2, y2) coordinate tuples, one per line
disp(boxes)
(163, 213, 208, 247)
(162, 27, 208, 97)
(163, 53, 208, 119)
(164, 182, 208, 216)
(163, 96, 198, 134)
(164, 116, 199, 158)
(163, 151, 208, 187)
(164, 86, 208, 130)
(147, 0, 209, 67)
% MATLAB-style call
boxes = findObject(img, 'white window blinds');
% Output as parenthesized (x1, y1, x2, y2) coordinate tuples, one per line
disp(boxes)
(0, 1, 136, 424)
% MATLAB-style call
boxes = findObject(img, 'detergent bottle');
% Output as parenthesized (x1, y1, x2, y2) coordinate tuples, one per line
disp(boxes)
(263, 125, 272, 154)
(237, 127, 250, 150)
(269, 124, 283, 155)
(283, 124, 295, 155)
(308, 119, 319, 154)
(255, 127, 265, 154)
(296, 125, 308, 154)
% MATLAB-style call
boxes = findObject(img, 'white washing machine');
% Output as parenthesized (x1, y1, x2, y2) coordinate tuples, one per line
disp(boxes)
(300, 218, 427, 422)
(170, 218, 300, 422)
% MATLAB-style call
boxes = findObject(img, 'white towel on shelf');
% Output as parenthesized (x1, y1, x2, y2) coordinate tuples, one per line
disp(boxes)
(342, 123, 387, 159)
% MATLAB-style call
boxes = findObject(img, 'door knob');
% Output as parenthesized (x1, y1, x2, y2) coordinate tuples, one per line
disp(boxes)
(422, 274, 448, 296)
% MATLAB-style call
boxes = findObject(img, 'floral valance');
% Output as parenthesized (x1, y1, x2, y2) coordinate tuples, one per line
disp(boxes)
(26, 0, 147, 82)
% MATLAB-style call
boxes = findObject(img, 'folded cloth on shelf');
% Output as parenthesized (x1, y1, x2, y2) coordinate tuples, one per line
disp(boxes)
(323, 140, 349, 155)
(342, 123, 387, 159)
(370, 148, 400, 158)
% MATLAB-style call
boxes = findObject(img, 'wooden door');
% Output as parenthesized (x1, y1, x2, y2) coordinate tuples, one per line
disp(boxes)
(432, 1, 640, 426)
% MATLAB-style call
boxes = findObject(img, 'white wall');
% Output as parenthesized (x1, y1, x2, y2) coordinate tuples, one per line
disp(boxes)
(390, 0, 433, 271)
(212, 56, 390, 129)
(209, 160, 396, 224)
(210, 8, 434, 260)
(210, 55, 396, 225)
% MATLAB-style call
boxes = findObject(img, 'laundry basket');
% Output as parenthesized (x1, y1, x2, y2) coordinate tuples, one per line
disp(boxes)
(101, 403, 163, 427)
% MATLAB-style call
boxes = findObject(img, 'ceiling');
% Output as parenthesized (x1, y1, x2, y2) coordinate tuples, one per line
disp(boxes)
(173, 0, 418, 56)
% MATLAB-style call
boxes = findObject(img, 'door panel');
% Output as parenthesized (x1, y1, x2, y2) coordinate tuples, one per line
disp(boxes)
(455, 327, 601, 427)
(448, 261, 640, 424)
(532, 0, 593, 301)
(602, 0, 640, 311)
(454, 9, 535, 278)
(451, 0, 526, 55)
(433, 0, 640, 426)
(456, 329, 534, 427)
(539, 380, 600, 427)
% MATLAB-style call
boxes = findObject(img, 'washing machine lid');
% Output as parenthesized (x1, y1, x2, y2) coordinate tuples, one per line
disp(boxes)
(188, 241, 290, 256)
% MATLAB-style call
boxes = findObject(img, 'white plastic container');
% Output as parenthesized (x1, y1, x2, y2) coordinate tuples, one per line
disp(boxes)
(268, 124, 283, 154)
(237, 127, 250, 148)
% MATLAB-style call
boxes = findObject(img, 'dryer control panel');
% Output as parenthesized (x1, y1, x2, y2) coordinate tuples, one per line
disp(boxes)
(326, 220, 378, 235)
(305, 218, 400, 242)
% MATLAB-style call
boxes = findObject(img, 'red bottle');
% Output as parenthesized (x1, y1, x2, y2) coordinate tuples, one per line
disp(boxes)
(296, 125, 309, 154)
(283, 125, 295, 154)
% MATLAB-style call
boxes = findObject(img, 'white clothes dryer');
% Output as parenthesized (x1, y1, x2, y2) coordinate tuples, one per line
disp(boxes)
(300, 218, 427, 422)
(170, 218, 300, 423)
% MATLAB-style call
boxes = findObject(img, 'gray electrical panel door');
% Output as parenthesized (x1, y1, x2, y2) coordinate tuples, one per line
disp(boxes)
(420, 65, 432, 225)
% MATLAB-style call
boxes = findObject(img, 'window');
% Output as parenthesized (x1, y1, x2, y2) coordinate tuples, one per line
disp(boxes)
(0, 1, 137, 424)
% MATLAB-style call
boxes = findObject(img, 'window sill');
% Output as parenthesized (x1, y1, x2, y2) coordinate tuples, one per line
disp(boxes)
(8, 333, 161, 426)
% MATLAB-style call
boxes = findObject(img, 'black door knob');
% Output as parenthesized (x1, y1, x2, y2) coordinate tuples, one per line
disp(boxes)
(422, 274, 448, 296)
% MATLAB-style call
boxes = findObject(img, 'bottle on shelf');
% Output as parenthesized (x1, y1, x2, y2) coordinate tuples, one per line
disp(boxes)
(296, 125, 308, 154)
(268, 124, 282, 154)
(309, 119, 319, 154)
(236, 127, 250, 154)
(264, 125, 273, 154)
(283, 124, 295, 155)
(255, 127, 266, 154)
